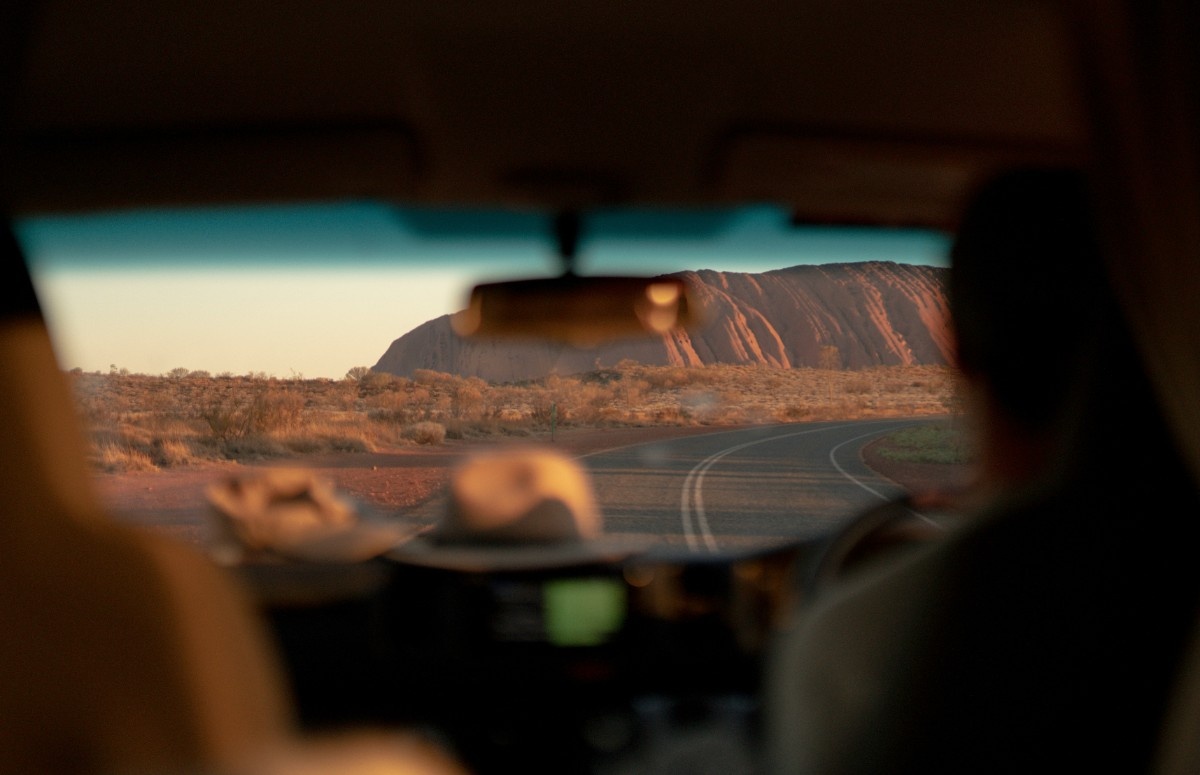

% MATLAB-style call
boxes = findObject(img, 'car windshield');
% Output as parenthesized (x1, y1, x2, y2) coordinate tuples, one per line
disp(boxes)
(16, 202, 967, 553)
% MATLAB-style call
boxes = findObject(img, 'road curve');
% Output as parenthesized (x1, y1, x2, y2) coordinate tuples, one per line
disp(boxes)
(577, 418, 931, 552)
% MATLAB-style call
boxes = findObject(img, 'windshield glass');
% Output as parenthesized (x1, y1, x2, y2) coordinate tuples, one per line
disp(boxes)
(17, 203, 968, 552)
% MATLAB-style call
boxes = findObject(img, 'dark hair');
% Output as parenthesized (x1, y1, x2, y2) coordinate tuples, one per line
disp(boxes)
(949, 167, 1112, 432)
(949, 166, 1190, 490)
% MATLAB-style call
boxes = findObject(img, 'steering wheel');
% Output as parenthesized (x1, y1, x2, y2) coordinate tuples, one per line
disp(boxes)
(801, 492, 957, 599)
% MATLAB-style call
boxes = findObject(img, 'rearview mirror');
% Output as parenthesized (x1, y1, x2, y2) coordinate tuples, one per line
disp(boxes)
(451, 275, 702, 346)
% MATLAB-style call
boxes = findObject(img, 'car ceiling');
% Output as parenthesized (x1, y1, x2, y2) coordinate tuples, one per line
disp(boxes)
(2, 1, 1087, 229)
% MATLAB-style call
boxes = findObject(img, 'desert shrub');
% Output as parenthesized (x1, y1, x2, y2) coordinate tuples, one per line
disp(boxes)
(307, 433, 359, 453)
(845, 396, 872, 418)
(818, 345, 842, 371)
(413, 369, 458, 387)
(529, 393, 559, 425)
(221, 436, 289, 460)
(430, 395, 452, 418)
(441, 418, 499, 439)
(404, 421, 447, 445)
(95, 442, 158, 473)
(616, 378, 650, 405)
(145, 415, 197, 440)
(201, 400, 249, 441)
(775, 404, 814, 422)
(842, 376, 875, 395)
(247, 389, 305, 433)
(683, 366, 725, 386)
(373, 390, 409, 411)
(492, 408, 521, 422)
(452, 384, 485, 419)
(557, 383, 615, 425)
(562, 404, 598, 425)
(281, 437, 325, 455)
(367, 407, 409, 424)
(329, 435, 373, 453)
(329, 382, 359, 411)
(153, 439, 196, 468)
(653, 406, 689, 424)
(366, 388, 418, 423)
(642, 366, 692, 389)
(703, 404, 749, 425)
(360, 370, 399, 391)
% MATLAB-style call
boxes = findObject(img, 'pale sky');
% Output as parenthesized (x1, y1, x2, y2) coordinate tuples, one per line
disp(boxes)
(17, 203, 951, 379)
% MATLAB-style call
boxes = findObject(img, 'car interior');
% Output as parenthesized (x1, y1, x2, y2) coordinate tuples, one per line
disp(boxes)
(3, 1, 1200, 773)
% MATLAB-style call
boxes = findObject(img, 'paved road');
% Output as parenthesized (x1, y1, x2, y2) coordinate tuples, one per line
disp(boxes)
(577, 418, 930, 551)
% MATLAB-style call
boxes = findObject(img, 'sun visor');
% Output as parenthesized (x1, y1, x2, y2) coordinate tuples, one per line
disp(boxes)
(5, 122, 420, 214)
(711, 130, 1080, 230)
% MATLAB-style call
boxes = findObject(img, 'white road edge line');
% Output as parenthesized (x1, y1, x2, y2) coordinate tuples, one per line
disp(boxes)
(680, 420, 909, 552)
(828, 431, 941, 529)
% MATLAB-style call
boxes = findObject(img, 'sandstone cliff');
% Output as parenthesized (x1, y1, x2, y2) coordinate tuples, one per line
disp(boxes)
(373, 261, 951, 382)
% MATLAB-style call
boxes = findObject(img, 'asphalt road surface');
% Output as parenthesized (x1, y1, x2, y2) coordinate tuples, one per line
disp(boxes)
(576, 418, 930, 552)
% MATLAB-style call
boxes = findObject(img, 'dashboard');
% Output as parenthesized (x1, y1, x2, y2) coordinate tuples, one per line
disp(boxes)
(238, 540, 813, 773)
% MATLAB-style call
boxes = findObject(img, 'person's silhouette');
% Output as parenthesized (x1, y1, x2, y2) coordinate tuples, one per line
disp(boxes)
(766, 167, 1200, 774)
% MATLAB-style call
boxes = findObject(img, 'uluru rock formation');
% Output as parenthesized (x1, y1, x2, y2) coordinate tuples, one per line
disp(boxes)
(373, 261, 952, 382)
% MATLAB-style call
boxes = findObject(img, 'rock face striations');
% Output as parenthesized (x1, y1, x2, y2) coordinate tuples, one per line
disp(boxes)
(373, 261, 952, 382)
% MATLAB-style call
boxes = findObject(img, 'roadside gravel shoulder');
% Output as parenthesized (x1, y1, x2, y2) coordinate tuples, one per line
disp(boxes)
(860, 437, 970, 495)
